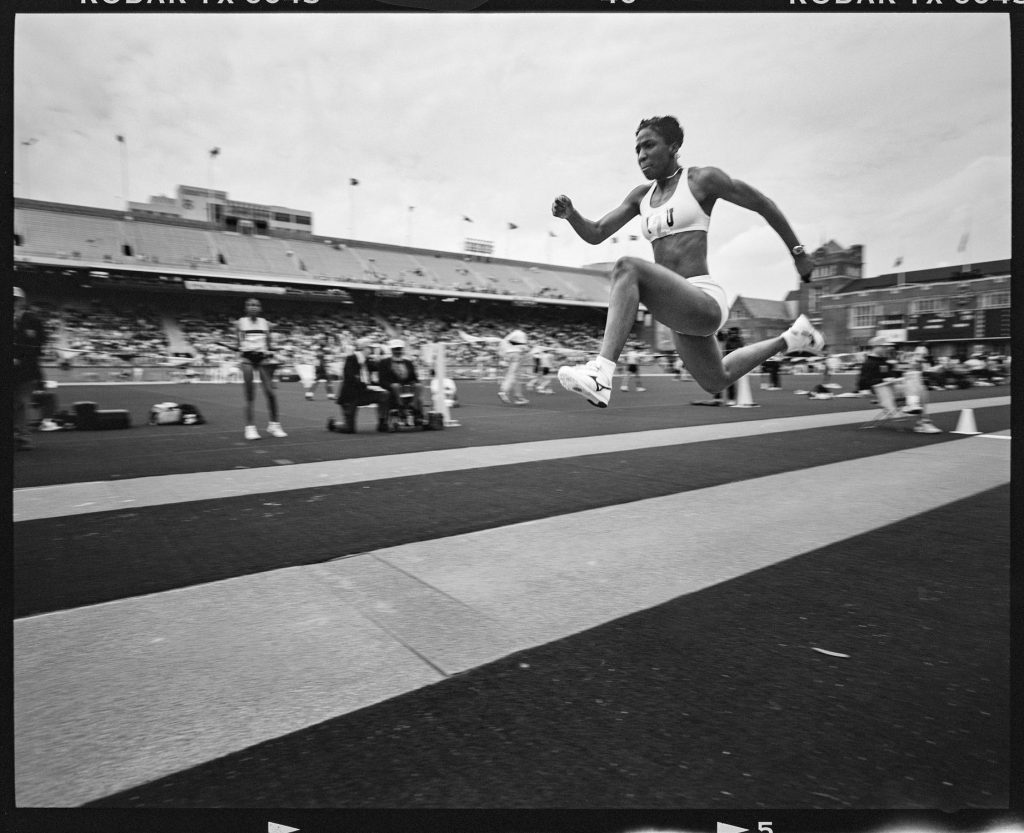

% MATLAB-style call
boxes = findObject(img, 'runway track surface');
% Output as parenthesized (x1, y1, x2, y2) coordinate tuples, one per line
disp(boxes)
(11, 376, 1014, 820)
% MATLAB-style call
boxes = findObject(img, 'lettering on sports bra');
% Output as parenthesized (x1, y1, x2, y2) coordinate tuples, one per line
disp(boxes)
(640, 169, 710, 241)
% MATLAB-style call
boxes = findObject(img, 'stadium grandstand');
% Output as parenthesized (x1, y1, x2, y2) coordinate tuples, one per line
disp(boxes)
(14, 194, 616, 380)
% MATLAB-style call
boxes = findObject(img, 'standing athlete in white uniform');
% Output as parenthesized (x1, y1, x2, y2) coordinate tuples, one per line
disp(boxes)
(236, 297, 287, 440)
(497, 329, 530, 405)
(554, 115, 823, 408)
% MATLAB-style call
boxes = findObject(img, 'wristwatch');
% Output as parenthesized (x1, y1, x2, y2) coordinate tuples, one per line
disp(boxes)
(791, 244, 806, 257)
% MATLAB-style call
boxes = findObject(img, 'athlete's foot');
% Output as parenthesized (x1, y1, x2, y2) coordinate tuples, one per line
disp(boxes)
(304, 391, 314, 401)
(636, 386, 646, 392)
(913, 419, 941, 434)
(244, 425, 260, 441)
(266, 422, 287, 438)
(782, 314, 825, 355)
(497, 390, 511, 404)
(558, 360, 613, 408)
(514, 397, 529, 405)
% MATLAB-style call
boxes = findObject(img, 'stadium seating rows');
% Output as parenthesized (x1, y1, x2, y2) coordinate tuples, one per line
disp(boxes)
(15, 203, 611, 301)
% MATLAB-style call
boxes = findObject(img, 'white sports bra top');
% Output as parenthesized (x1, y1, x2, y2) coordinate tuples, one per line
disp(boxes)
(639, 167, 711, 242)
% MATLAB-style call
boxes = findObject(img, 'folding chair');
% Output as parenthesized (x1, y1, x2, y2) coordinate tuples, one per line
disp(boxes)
(859, 381, 912, 430)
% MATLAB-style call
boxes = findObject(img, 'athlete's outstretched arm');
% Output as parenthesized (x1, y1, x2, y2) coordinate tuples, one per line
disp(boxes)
(552, 186, 646, 245)
(698, 166, 814, 281)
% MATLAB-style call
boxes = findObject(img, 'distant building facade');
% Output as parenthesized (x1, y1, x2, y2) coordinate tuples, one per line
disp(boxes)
(725, 295, 797, 343)
(129, 185, 314, 236)
(819, 259, 1011, 357)
(721, 239, 1009, 360)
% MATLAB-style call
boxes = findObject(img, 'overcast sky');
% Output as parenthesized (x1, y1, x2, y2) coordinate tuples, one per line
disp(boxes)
(13, 11, 1011, 304)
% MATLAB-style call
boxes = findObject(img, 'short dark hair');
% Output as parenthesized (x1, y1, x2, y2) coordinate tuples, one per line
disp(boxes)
(636, 115, 684, 149)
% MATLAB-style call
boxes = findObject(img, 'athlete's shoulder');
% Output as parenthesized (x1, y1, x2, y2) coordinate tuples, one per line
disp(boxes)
(689, 165, 730, 187)
(689, 165, 736, 202)
(626, 181, 653, 205)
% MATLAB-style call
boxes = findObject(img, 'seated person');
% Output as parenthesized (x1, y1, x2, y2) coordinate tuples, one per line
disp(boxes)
(922, 356, 953, 390)
(377, 338, 425, 423)
(857, 336, 940, 433)
(336, 337, 389, 433)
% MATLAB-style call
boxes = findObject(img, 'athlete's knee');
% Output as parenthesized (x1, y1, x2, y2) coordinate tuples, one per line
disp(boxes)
(693, 370, 729, 396)
(611, 256, 644, 284)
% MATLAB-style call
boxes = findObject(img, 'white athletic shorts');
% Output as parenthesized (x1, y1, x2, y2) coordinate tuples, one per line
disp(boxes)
(682, 274, 730, 333)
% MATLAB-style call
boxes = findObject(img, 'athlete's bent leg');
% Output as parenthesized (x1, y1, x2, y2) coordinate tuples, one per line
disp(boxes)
(560, 257, 722, 407)
(600, 257, 721, 362)
(673, 332, 789, 396)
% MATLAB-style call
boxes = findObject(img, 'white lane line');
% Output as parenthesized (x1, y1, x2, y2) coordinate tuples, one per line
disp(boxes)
(14, 437, 1010, 807)
(12, 396, 1010, 522)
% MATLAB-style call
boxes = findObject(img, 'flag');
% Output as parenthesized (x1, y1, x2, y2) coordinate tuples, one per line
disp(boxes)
(611, 237, 619, 244)
(548, 231, 557, 238)
(116, 135, 125, 143)
(507, 222, 518, 230)
(210, 147, 220, 157)
(349, 178, 359, 186)
(462, 215, 473, 223)
(957, 232, 969, 253)
(893, 256, 903, 268)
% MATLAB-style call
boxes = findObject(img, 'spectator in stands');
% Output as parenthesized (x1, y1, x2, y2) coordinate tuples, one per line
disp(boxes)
(236, 298, 287, 440)
(857, 336, 940, 433)
(377, 338, 425, 425)
(553, 114, 822, 408)
(13, 286, 47, 451)
(336, 337, 389, 433)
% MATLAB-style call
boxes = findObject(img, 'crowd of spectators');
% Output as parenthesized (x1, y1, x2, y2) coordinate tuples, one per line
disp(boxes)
(30, 295, 606, 378)
(51, 299, 169, 366)
(26, 295, 1010, 391)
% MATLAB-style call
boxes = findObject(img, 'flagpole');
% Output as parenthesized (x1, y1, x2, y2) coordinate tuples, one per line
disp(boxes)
(407, 206, 414, 246)
(208, 147, 221, 195)
(20, 138, 37, 199)
(348, 178, 359, 239)
(117, 136, 129, 208)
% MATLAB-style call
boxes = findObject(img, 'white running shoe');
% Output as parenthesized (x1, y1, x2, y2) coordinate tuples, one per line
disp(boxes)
(782, 314, 825, 355)
(514, 397, 530, 405)
(244, 425, 260, 441)
(913, 419, 941, 434)
(636, 386, 646, 392)
(304, 391, 314, 401)
(558, 360, 613, 408)
(620, 385, 629, 392)
(266, 422, 288, 438)
(497, 390, 511, 404)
